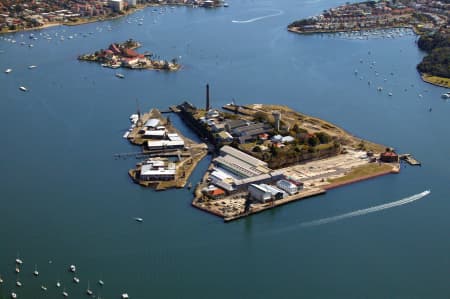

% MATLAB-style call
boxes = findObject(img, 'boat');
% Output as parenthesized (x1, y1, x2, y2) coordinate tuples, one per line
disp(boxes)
(62, 289, 68, 297)
(19, 86, 28, 92)
(41, 285, 47, 291)
(56, 281, 61, 288)
(5, 68, 12, 73)
(33, 264, 39, 276)
(69, 264, 76, 273)
(86, 281, 93, 295)
(16, 281, 22, 287)
(377, 87, 383, 91)
(0, 276, 3, 283)
(15, 266, 20, 273)
(98, 279, 104, 286)
(388, 92, 393, 96)
(15, 258, 23, 265)
(73, 277, 80, 284)
(187, 182, 192, 189)
(122, 294, 129, 299)
(28, 65, 37, 69)
(10, 292, 17, 299)
(441, 92, 450, 99)
(116, 73, 125, 79)
(134, 217, 143, 222)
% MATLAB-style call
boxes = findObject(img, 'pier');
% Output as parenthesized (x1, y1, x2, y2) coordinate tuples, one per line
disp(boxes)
(400, 154, 421, 166)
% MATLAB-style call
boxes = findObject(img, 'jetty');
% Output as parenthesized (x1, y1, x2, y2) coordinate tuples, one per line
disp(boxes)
(400, 154, 421, 166)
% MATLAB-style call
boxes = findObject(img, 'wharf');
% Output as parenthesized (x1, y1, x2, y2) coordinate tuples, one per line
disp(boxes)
(192, 188, 326, 222)
(400, 154, 421, 166)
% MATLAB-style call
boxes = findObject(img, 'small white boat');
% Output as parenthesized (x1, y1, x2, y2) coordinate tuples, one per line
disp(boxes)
(15, 258, 23, 265)
(123, 131, 130, 138)
(15, 267, 20, 273)
(388, 92, 393, 96)
(41, 285, 47, 291)
(116, 73, 125, 79)
(0, 276, 3, 283)
(377, 87, 383, 91)
(19, 86, 28, 92)
(223, 2, 229, 7)
(441, 92, 450, 99)
(28, 65, 37, 69)
(73, 277, 80, 284)
(11, 292, 17, 299)
(33, 266, 39, 276)
(98, 279, 104, 286)
(134, 217, 143, 222)
(16, 281, 22, 287)
(122, 293, 129, 299)
(5, 68, 12, 73)
(69, 264, 76, 273)
(56, 281, 61, 288)
(62, 290, 68, 297)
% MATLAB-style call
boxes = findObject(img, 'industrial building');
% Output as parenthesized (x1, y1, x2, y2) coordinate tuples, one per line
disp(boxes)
(144, 118, 160, 129)
(146, 140, 185, 151)
(276, 179, 298, 195)
(248, 184, 272, 203)
(139, 160, 176, 181)
(260, 184, 287, 200)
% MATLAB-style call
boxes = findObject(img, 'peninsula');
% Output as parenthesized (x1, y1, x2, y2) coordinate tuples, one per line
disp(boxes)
(121, 108, 207, 190)
(287, 0, 450, 88)
(78, 39, 181, 71)
(0, 0, 228, 34)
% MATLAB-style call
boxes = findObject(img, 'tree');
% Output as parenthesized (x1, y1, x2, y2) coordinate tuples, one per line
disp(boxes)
(307, 135, 319, 147)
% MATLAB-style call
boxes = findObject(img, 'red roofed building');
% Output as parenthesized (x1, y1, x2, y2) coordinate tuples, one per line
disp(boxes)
(380, 150, 399, 163)
(109, 43, 121, 55)
(122, 47, 139, 58)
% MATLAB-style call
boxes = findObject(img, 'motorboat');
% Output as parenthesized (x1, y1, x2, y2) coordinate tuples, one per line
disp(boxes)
(15, 258, 23, 265)
(122, 294, 129, 299)
(5, 68, 12, 73)
(116, 73, 125, 79)
(388, 92, 393, 96)
(73, 277, 80, 284)
(41, 285, 47, 291)
(28, 65, 37, 69)
(15, 266, 20, 273)
(19, 86, 28, 92)
(10, 292, 17, 299)
(69, 265, 76, 273)
(441, 92, 450, 99)
(16, 281, 22, 287)
(98, 279, 104, 286)
(134, 217, 143, 222)
(56, 281, 61, 288)
(33, 265, 39, 276)
(62, 290, 68, 297)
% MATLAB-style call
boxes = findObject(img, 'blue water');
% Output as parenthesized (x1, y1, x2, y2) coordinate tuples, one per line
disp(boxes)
(1, 0, 449, 298)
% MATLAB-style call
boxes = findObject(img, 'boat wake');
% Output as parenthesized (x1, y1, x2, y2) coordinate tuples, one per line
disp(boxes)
(232, 10, 283, 24)
(301, 190, 430, 227)
(267, 190, 430, 234)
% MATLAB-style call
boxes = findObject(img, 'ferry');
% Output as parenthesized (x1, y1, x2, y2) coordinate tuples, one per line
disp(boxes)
(5, 68, 12, 73)
(19, 86, 28, 92)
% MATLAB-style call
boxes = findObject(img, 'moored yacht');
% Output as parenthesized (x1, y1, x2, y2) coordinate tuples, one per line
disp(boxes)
(5, 68, 12, 73)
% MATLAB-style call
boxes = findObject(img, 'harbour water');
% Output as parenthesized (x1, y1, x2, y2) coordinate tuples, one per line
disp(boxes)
(1, 0, 449, 297)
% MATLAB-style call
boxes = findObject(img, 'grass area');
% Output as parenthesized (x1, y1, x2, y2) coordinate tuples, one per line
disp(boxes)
(328, 163, 394, 184)
(421, 74, 450, 88)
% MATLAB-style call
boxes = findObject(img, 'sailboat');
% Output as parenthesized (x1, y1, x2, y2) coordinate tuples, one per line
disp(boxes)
(86, 281, 93, 295)
(33, 264, 39, 276)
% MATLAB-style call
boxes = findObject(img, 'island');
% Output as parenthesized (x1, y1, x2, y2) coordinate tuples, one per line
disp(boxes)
(287, 0, 450, 88)
(121, 85, 420, 221)
(78, 39, 181, 71)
